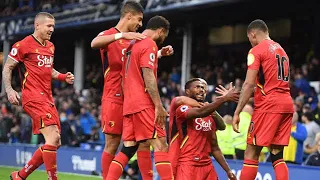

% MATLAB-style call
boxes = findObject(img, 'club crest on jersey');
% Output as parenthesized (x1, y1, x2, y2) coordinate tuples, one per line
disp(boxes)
(10, 48, 18, 56)
(37, 55, 53, 67)
(180, 105, 189, 112)
(195, 118, 212, 131)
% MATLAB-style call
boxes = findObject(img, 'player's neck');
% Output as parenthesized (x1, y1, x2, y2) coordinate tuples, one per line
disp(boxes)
(32, 33, 46, 46)
(115, 20, 130, 32)
(142, 29, 155, 39)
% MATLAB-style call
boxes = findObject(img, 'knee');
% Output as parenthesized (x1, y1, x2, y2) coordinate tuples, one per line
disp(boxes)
(121, 145, 139, 159)
(270, 151, 284, 164)
(138, 141, 151, 151)
(104, 138, 121, 154)
(150, 138, 168, 152)
(46, 131, 60, 146)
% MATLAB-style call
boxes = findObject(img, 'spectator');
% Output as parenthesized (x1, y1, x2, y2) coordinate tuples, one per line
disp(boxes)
(79, 107, 96, 140)
(302, 112, 320, 154)
(216, 115, 235, 159)
(60, 112, 78, 146)
(305, 135, 320, 166)
(313, 102, 320, 125)
(283, 112, 307, 164)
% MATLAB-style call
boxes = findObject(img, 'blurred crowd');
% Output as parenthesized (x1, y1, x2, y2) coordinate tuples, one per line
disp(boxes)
(0, 0, 199, 18)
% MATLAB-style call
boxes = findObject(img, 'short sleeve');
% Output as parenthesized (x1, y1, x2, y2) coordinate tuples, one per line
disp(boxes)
(8, 42, 26, 63)
(139, 42, 158, 70)
(97, 29, 114, 37)
(176, 105, 192, 123)
(247, 48, 261, 70)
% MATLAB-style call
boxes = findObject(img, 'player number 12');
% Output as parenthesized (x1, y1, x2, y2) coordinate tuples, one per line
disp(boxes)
(276, 54, 289, 82)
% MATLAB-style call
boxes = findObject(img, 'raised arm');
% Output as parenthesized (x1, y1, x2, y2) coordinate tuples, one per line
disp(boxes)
(91, 32, 146, 49)
(184, 86, 239, 121)
(2, 57, 20, 105)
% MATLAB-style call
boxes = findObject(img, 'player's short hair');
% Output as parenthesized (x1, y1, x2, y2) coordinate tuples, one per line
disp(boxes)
(185, 78, 207, 90)
(146, 16, 170, 32)
(247, 19, 268, 33)
(35, 12, 55, 20)
(120, 0, 144, 18)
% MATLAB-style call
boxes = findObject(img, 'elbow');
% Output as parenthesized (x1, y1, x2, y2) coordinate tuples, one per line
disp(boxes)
(90, 40, 98, 49)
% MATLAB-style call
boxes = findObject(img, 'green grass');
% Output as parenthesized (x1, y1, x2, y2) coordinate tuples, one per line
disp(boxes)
(0, 166, 101, 180)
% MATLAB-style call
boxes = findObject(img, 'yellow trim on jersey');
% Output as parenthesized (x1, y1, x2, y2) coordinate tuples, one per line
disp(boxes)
(180, 136, 189, 149)
(170, 133, 179, 145)
(274, 161, 285, 168)
(243, 164, 258, 168)
(112, 161, 123, 171)
(22, 72, 29, 89)
(253, 136, 256, 145)
(40, 117, 45, 128)
(104, 67, 110, 77)
(256, 83, 266, 96)
(43, 150, 57, 153)
(155, 162, 171, 166)
(153, 130, 158, 139)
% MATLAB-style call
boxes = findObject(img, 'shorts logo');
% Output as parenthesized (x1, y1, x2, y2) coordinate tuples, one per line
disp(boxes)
(46, 113, 52, 119)
(249, 122, 254, 133)
(109, 121, 115, 127)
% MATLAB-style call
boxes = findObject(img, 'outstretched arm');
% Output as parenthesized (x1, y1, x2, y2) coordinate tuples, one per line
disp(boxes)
(91, 32, 146, 49)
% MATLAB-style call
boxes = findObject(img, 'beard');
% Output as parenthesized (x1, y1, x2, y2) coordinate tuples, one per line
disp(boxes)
(155, 38, 163, 46)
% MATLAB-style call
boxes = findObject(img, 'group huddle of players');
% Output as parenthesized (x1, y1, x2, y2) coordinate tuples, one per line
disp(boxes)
(3, 1, 294, 180)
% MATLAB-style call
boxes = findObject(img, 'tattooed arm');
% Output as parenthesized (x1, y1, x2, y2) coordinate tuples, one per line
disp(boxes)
(52, 68, 59, 80)
(142, 67, 168, 127)
(2, 57, 20, 105)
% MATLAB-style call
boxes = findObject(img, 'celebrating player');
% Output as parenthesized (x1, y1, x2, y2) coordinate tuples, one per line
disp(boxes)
(91, 1, 173, 179)
(233, 19, 294, 180)
(106, 15, 173, 180)
(2, 12, 74, 180)
(168, 96, 226, 177)
(172, 78, 238, 180)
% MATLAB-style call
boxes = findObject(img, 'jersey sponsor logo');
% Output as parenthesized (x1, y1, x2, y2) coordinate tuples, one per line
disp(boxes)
(180, 105, 189, 112)
(10, 48, 18, 56)
(37, 55, 53, 67)
(247, 53, 255, 66)
(195, 118, 212, 131)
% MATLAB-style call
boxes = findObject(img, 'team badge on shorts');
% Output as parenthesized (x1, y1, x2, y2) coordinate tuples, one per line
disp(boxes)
(46, 113, 52, 119)
(109, 121, 115, 127)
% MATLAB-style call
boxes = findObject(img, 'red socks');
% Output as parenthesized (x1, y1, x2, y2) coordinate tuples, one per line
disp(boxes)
(154, 152, 173, 180)
(19, 147, 44, 179)
(106, 152, 129, 180)
(240, 159, 259, 180)
(137, 151, 153, 180)
(272, 159, 289, 180)
(101, 151, 115, 180)
(42, 144, 58, 180)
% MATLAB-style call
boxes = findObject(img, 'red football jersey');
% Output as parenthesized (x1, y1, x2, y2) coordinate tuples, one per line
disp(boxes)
(175, 104, 216, 166)
(8, 35, 55, 106)
(169, 97, 180, 143)
(122, 37, 158, 115)
(248, 39, 294, 113)
(98, 27, 130, 104)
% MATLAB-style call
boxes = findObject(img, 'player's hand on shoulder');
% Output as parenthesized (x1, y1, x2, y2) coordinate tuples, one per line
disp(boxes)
(227, 170, 237, 180)
(155, 105, 169, 128)
(6, 89, 20, 105)
(215, 82, 239, 102)
(160, 45, 174, 57)
(65, 72, 75, 85)
(122, 32, 146, 40)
